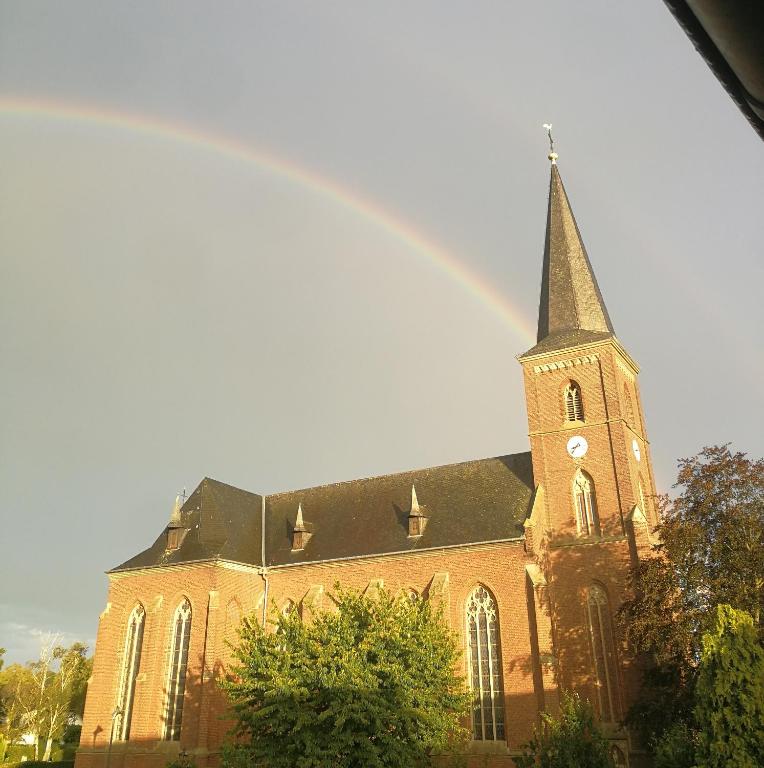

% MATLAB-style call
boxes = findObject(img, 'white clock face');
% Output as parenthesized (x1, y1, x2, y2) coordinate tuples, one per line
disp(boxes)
(567, 435, 588, 459)
(632, 439, 641, 462)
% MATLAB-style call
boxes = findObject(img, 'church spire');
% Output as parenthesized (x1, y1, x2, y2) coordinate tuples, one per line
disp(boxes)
(526, 149, 614, 357)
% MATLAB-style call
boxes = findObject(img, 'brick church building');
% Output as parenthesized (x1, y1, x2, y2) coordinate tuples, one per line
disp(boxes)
(77, 156, 659, 768)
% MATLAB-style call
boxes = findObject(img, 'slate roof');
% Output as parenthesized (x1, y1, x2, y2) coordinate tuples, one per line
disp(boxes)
(523, 163, 614, 359)
(115, 479, 264, 571)
(112, 452, 534, 572)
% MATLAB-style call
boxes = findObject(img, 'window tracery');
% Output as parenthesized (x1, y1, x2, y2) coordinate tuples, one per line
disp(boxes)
(563, 382, 584, 422)
(115, 604, 145, 741)
(162, 598, 192, 741)
(574, 470, 599, 536)
(587, 585, 618, 722)
(465, 586, 505, 741)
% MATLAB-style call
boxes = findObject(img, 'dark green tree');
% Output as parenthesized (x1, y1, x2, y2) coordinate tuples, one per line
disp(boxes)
(619, 445, 763, 744)
(514, 692, 614, 768)
(221, 586, 470, 768)
(651, 721, 698, 768)
(694, 604, 764, 768)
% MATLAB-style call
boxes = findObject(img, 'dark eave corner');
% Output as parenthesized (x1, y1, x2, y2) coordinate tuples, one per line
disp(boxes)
(663, 1, 764, 141)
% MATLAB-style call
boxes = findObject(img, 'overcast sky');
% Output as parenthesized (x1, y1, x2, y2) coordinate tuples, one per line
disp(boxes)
(1, 2, 762, 664)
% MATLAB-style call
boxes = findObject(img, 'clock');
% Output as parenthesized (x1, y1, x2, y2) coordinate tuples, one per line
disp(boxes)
(566, 435, 588, 459)
(632, 439, 641, 462)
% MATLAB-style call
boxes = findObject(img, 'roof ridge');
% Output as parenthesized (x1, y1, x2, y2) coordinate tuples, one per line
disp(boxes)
(200, 476, 263, 498)
(267, 450, 532, 499)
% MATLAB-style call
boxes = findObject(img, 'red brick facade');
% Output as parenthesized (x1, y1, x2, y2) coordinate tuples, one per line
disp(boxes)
(77, 165, 655, 768)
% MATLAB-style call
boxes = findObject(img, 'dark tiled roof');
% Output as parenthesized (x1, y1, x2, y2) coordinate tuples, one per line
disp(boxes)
(265, 452, 534, 565)
(112, 452, 534, 572)
(531, 164, 614, 357)
(113, 479, 263, 571)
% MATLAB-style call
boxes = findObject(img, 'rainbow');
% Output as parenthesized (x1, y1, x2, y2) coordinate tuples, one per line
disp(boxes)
(0, 96, 535, 343)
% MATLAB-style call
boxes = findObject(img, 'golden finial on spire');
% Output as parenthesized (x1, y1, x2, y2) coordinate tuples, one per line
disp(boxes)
(543, 123, 558, 164)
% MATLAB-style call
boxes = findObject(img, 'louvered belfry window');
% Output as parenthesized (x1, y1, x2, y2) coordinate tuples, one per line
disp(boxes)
(587, 585, 618, 722)
(574, 470, 599, 536)
(163, 599, 192, 741)
(115, 604, 145, 741)
(564, 382, 584, 421)
(466, 586, 505, 741)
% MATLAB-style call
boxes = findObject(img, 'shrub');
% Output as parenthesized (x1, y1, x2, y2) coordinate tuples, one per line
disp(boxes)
(515, 692, 614, 768)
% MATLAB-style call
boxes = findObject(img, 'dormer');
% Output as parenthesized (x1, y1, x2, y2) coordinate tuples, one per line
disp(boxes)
(407, 484, 428, 537)
(291, 503, 312, 550)
(165, 493, 188, 551)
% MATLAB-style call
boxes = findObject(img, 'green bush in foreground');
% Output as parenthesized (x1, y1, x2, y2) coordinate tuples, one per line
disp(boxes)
(694, 604, 764, 768)
(221, 586, 470, 768)
(514, 692, 614, 768)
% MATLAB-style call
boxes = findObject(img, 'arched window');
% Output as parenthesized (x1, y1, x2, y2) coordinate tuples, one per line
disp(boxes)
(563, 382, 584, 422)
(638, 477, 647, 517)
(574, 471, 599, 536)
(163, 599, 192, 741)
(465, 586, 505, 741)
(587, 586, 619, 722)
(115, 604, 145, 741)
(611, 745, 627, 767)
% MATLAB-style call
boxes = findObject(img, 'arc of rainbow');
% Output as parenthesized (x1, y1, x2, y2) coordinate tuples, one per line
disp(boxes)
(0, 96, 535, 343)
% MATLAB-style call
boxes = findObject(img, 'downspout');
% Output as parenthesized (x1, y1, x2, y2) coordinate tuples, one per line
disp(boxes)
(260, 494, 269, 626)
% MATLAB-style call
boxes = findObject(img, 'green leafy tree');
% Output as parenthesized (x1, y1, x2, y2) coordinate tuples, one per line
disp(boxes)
(0, 639, 91, 760)
(694, 604, 764, 768)
(514, 692, 614, 768)
(221, 586, 470, 768)
(651, 721, 697, 768)
(39, 642, 91, 760)
(0, 661, 37, 753)
(619, 445, 763, 743)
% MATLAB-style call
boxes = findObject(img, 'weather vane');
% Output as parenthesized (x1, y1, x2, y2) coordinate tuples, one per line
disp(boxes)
(542, 123, 558, 164)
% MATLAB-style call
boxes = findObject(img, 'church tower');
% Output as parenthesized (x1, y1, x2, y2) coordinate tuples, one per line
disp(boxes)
(519, 151, 657, 755)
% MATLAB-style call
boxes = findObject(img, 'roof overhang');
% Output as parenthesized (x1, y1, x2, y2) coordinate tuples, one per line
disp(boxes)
(664, 0, 764, 140)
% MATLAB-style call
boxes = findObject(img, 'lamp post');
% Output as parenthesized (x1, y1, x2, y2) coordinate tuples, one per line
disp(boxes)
(105, 707, 122, 768)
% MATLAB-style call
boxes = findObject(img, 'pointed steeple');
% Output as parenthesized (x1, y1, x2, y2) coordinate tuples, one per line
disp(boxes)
(526, 161, 614, 357)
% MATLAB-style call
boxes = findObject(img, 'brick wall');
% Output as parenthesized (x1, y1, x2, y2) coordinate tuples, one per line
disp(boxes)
(77, 336, 656, 768)
(78, 541, 545, 768)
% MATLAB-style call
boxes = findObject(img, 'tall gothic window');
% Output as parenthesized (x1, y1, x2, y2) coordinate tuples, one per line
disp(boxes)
(638, 476, 647, 517)
(163, 599, 192, 741)
(574, 470, 599, 536)
(564, 382, 584, 422)
(115, 604, 145, 741)
(587, 585, 619, 722)
(466, 586, 505, 741)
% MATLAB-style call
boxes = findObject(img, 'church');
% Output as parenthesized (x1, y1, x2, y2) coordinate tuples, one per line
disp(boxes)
(76, 153, 658, 768)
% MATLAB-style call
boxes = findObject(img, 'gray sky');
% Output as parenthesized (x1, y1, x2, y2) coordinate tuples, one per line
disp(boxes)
(1, 1, 762, 664)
